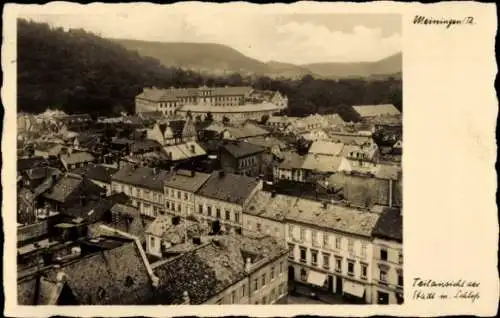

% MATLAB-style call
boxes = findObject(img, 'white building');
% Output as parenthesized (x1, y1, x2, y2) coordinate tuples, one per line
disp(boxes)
(285, 199, 380, 304)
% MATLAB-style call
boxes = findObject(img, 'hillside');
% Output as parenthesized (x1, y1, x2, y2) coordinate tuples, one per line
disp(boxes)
(302, 53, 402, 79)
(115, 39, 401, 79)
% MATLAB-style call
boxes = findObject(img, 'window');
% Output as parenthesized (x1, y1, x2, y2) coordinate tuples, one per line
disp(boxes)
(166, 201, 170, 209)
(380, 248, 388, 261)
(234, 212, 239, 223)
(398, 274, 404, 287)
(216, 208, 221, 219)
(225, 210, 230, 220)
(280, 261, 283, 274)
(380, 270, 387, 282)
(361, 242, 367, 258)
(288, 225, 294, 239)
(256, 223, 262, 232)
(261, 273, 266, 287)
(150, 236, 155, 249)
(300, 268, 307, 281)
(348, 239, 354, 254)
(253, 278, 258, 292)
(398, 252, 403, 264)
(322, 253, 330, 270)
(361, 264, 368, 279)
(207, 206, 212, 217)
(231, 290, 237, 304)
(347, 261, 355, 276)
(184, 193, 188, 201)
(177, 203, 181, 212)
(311, 230, 317, 245)
(242, 284, 246, 297)
(323, 233, 329, 247)
(125, 276, 134, 287)
(288, 244, 294, 259)
(299, 247, 307, 263)
(198, 204, 203, 213)
(177, 191, 181, 199)
(300, 228, 305, 241)
(311, 249, 318, 266)
(271, 267, 275, 280)
(335, 257, 342, 272)
(335, 237, 341, 249)
(279, 283, 284, 295)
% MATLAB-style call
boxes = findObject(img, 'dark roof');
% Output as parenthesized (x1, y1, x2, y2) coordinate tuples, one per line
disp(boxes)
(164, 170, 211, 192)
(24, 167, 61, 181)
(64, 199, 114, 223)
(38, 239, 154, 305)
(71, 164, 118, 183)
(151, 233, 285, 305)
(42, 174, 105, 203)
(220, 141, 264, 158)
(17, 157, 48, 172)
(196, 171, 260, 205)
(372, 208, 402, 242)
(278, 151, 305, 170)
(112, 165, 170, 192)
(130, 139, 162, 153)
(169, 120, 186, 138)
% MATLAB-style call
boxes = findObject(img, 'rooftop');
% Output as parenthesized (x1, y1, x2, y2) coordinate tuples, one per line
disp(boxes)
(179, 102, 281, 114)
(112, 165, 170, 192)
(352, 104, 401, 117)
(302, 154, 342, 173)
(372, 207, 403, 242)
(278, 151, 306, 170)
(71, 164, 119, 184)
(309, 140, 344, 156)
(163, 141, 207, 161)
(60, 152, 95, 166)
(196, 171, 261, 205)
(220, 140, 265, 158)
(285, 199, 380, 238)
(164, 169, 211, 192)
(245, 191, 298, 221)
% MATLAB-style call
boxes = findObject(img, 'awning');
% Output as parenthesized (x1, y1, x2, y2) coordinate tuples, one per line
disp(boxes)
(343, 280, 365, 298)
(307, 270, 327, 287)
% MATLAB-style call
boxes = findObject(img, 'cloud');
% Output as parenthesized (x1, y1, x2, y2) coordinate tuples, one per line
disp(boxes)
(21, 11, 401, 64)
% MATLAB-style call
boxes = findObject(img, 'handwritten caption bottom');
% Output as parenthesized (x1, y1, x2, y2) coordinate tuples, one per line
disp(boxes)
(412, 278, 480, 303)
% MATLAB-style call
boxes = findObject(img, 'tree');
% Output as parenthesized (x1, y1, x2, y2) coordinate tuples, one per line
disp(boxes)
(259, 114, 270, 124)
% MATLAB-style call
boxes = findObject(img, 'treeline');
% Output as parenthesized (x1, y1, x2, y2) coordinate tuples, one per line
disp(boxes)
(18, 19, 402, 122)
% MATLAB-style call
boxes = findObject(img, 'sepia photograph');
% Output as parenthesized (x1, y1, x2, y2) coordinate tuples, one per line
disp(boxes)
(12, 6, 405, 307)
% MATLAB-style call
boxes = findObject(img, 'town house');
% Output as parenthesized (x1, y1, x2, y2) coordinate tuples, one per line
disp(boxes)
(285, 199, 380, 304)
(195, 171, 262, 234)
(219, 140, 265, 177)
(371, 208, 403, 304)
(111, 165, 170, 219)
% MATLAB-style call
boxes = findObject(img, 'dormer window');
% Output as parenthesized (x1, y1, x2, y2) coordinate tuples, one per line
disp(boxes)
(125, 276, 134, 287)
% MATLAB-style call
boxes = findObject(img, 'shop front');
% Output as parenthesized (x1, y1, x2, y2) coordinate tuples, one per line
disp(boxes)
(342, 279, 367, 304)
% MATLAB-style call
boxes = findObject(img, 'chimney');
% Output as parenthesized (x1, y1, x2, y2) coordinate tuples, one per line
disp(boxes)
(271, 190, 277, 198)
(190, 145, 195, 153)
(190, 170, 195, 177)
(71, 246, 81, 257)
(183, 291, 190, 304)
(322, 201, 328, 209)
(192, 237, 201, 245)
(245, 257, 252, 272)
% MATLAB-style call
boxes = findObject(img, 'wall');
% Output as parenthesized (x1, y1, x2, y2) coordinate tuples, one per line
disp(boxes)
(286, 222, 374, 303)
(248, 255, 288, 304)
(111, 181, 164, 219)
(18, 221, 49, 243)
(205, 277, 250, 304)
(371, 237, 403, 304)
(164, 186, 195, 217)
(242, 214, 285, 240)
(194, 196, 243, 231)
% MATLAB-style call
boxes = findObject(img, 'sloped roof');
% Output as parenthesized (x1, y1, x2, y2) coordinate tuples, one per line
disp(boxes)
(60, 152, 95, 166)
(278, 152, 305, 170)
(220, 141, 264, 158)
(42, 174, 84, 203)
(71, 164, 118, 183)
(309, 141, 344, 156)
(112, 165, 170, 192)
(65, 199, 114, 223)
(286, 199, 380, 238)
(164, 170, 211, 192)
(196, 171, 260, 205)
(245, 191, 298, 221)
(327, 132, 374, 146)
(352, 104, 401, 117)
(163, 141, 207, 161)
(110, 203, 140, 218)
(245, 136, 286, 150)
(372, 208, 403, 242)
(302, 154, 342, 173)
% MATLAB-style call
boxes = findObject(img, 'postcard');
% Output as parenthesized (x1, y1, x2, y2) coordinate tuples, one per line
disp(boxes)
(2, 1, 498, 317)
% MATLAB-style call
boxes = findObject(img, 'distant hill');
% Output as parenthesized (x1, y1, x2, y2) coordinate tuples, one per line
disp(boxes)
(115, 39, 402, 79)
(302, 53, 402, 79)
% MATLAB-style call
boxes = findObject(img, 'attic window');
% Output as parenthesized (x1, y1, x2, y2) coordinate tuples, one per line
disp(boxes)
(97, 287, 106, 300)
(125, 276, 134, 287)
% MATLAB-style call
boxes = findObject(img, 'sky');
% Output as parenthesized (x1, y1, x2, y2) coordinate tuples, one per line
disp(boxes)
(21, 8, 401, 65)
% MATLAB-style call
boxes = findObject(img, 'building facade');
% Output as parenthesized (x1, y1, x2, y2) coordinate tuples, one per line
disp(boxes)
(285, 199, 380, 304)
